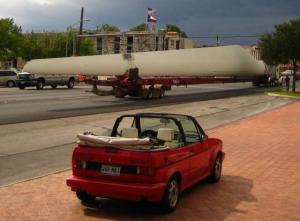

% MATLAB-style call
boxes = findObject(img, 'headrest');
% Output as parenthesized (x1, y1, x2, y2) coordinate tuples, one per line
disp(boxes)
(157, 128, 175, 141)
(121, 128, 138, 138)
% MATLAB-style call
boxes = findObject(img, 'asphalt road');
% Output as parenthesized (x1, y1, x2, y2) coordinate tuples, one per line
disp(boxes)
(0, 82, 282, 125)
(0, 89, 293, 186)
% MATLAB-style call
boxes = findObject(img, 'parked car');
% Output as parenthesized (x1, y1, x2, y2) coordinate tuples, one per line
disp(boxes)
(0, 69, 18, 87)
(66, 113, 225, 212)
(16, 72, 77, 90)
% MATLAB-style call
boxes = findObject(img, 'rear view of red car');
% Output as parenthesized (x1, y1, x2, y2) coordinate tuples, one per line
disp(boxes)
(66, 113, 224, 212)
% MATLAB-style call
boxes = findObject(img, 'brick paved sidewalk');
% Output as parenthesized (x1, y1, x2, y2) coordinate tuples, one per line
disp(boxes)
(0, 102, 299, 221)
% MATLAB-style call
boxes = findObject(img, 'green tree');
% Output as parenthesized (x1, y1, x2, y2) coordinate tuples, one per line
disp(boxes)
(0, 18, 24, 62)
(78, 38, 94, 56)
(259, 18, 300, 92)
(22, 32, 67, 59)
(165, 24, 187, 38)
(130, 23, 147, 32)
(96, 24, 120, 32)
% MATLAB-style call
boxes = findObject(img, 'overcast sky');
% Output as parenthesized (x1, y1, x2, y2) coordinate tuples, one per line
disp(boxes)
(0, 0, 299, 45)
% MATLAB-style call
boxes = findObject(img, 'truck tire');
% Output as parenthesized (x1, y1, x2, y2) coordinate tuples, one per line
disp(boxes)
(36, 79, 45, 90)
(67, 78, 75, 89)
(159, 87, 166, 98)
(51, 84, 57, 89)
(7, 80, 15, 88)
(146, 87, 154, 100)
(18, 84, 25, 89)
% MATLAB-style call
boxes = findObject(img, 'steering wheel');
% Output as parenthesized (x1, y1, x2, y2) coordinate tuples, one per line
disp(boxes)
(141, 129, 157, 139)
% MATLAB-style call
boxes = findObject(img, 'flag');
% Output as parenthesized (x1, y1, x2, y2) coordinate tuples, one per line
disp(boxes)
(147, 8, 157, 23)
(147, 8, 156, 15)
(147, 14, 157, 23)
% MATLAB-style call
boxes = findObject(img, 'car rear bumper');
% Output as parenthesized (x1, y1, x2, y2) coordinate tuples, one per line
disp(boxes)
(66, 176, 166, 202)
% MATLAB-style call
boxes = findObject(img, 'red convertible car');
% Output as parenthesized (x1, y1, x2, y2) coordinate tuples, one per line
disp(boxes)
(66, 113, 224, 212)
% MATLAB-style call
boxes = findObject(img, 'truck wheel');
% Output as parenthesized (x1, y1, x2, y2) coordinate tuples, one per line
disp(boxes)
(252, 81, 260, 87)
(209, 154, 222, 183)
(161, 176, 180, 213)
(67, 78, 75, 89)
(159, 87, 165, 98)
(147, 87, 154, 100)
(18, 84, 25, 90)
(51, 84, 57, 89)
(114, 88, 126, 98)
(7, 80, 15, 88)
(36, 79, 45, 90)
(76, 190, 95, 203)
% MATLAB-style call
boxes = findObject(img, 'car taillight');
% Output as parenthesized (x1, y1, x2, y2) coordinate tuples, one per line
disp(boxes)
(72, 158, 77, 169)
(137, 167, 156, 176)
(72, 159, 87, 169)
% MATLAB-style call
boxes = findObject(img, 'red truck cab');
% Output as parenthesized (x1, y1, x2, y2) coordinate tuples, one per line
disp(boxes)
(66, 113, 224, 212)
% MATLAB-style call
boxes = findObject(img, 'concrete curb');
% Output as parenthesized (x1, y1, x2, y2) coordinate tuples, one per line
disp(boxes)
(267, 92, 300, 99)
(0, 168, 71, 188)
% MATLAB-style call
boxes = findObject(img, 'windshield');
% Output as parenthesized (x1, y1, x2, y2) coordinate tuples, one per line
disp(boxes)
(114, 116, 184, 149)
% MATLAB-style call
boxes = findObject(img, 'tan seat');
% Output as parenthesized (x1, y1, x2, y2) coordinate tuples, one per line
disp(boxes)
(157, 128, 178, 148)
(121, 128, 138, 138)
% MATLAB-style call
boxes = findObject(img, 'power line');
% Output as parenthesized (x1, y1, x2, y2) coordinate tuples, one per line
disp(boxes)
(189, 34, 263, 39)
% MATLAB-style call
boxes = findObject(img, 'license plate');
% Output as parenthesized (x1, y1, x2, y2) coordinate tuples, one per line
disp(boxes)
(101, 164, 121, 176)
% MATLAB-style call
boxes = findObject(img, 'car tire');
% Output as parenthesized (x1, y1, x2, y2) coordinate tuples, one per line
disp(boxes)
(7, 80, 15, 88)
(51, 84, 57, 89)
(209, 154, 222, 183)
(67, 78, 75, 89)
(36, 79, 45, 90)
(161, 176, 180, 213)
(76, 190, 96, 203)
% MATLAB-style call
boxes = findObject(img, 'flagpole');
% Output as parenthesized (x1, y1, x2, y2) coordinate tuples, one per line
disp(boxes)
(146, 8, 149, 32)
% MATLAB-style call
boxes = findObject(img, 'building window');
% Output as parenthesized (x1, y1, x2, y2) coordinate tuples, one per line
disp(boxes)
(176, 40, 180, 50)
(155, 37, 159, 51)
(114, 37, 120, 54)
(96, 37, 102, 54)
(127, 36, 133, 53)
(165, 39, 169, 50)
(170, 40, 175, 47)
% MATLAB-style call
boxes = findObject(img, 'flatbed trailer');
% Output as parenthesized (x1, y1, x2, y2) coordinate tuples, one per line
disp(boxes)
(84, 68, 275, 99)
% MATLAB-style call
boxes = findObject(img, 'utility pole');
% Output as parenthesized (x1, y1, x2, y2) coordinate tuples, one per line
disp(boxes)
(79, 7, 84, 35)
(77, 7, 84, 56)
(216, 35, 220, 46)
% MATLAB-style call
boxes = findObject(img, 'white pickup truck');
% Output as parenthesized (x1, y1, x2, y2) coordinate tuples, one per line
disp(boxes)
(16, 72, 77, 90)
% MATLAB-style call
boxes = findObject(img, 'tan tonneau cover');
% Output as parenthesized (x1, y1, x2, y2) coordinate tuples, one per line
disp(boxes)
(77, 134, 152, 150)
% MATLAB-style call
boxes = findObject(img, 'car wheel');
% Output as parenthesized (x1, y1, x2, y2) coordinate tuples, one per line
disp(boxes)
(209, 154, 222, 183)
(161, 176, 180, 213)
(51, 84, 57, 89)
(7, 80, 15, 88)
(76, 190, 95, 203)
(36, 79, 45, 90)
(67, 79, 75, 89)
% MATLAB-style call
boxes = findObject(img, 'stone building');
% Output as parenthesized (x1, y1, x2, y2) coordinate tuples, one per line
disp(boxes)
(77, 31, 197, 55)
(0, 58, 25, 71)
(242, 45, 261, 60)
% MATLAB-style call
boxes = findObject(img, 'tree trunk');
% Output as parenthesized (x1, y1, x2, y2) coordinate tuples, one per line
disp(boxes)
(292, 60, 297, 92)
